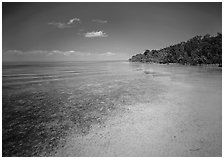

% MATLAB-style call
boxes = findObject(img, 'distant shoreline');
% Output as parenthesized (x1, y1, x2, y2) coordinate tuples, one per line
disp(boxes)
(129, 33, 222, 67)
(129, 61, 222, 67)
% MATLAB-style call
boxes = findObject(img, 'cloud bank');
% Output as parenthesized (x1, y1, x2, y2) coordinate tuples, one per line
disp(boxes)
(4, 50, 118, 57)
(3, 50, 128, 61)
(84, 31, 108, 38)
(4, 50, 84, 56)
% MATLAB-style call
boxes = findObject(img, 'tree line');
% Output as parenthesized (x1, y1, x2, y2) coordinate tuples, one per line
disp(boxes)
(129, 33, 222, 66)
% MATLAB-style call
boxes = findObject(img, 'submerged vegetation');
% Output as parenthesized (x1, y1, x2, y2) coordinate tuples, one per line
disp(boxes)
(2, 83, 118, 156)
(2, 70, 160, 156)
(129, 33, 222, 66)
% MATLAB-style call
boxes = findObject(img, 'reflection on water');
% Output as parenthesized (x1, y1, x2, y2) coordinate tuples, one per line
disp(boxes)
(2, 61, 221, 156)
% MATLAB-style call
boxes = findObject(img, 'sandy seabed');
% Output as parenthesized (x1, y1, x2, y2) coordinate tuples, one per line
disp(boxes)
(3, 62, 222, 157)
(53, 64, 221, 157)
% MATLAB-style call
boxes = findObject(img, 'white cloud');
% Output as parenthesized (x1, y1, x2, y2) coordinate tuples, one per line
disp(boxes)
(84, 31, 108, 38)
(48, 17, 80, 29)
(48, 22, 72, 29)
(48, 50, 75, 56)
(4, 50, 77, 56)
(28, 50, 49, 54)
(92, 19, 107, 23)
(51, 50, 61, 53)
(67, 18, 80, 24)
(46, 50, 91, 56)
(4, 50, 24, 55)
(105, 52, 115, 55)
(4, 50, 113, 58)
(99, 52, 116, 56)
(62, 50, 78, 56)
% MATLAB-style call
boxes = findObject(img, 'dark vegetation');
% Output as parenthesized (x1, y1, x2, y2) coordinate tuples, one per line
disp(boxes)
(129, 33, 222, 66)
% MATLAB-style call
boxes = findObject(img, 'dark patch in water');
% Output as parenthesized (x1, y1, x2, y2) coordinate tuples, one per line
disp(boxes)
(2, 91, 70, 156)
(144, 70, 170, 78)
(144, 70, 157, 75)
(2, 81, 135, 156)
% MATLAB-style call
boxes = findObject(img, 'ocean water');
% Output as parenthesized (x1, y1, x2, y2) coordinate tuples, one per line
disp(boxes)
(2, 61, 222, 156)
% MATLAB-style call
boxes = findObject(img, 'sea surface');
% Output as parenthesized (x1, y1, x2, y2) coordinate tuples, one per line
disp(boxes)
(2, 61, 222, 156)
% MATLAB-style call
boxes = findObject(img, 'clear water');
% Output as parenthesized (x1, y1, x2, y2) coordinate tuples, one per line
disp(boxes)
(2, 61, 222, 156)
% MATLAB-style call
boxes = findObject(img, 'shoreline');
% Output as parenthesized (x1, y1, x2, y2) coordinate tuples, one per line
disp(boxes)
(129, 61, 222, 67)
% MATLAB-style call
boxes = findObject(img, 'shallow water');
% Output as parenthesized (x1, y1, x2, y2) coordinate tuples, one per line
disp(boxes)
(2, 61, 222, 156)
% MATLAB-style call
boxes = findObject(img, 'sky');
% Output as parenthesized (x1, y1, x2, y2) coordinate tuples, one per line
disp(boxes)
(2, 2, 222, 61)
